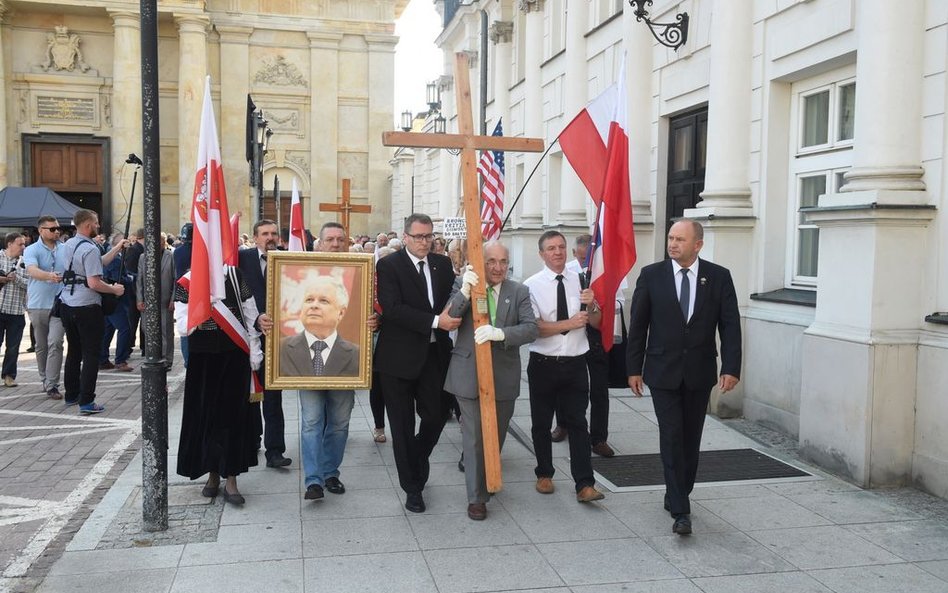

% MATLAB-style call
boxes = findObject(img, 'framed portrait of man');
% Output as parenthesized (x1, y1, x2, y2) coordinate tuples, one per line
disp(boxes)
(264, 251, 374, 390)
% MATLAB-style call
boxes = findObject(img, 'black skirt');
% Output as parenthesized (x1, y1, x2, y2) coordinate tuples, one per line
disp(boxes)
(177, 346, 258, 480)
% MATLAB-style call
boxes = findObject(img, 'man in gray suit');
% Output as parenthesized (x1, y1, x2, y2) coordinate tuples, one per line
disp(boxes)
(280, 275, 360, 377)
(444, 241, 538, 521)
(135, 242, 175, 370)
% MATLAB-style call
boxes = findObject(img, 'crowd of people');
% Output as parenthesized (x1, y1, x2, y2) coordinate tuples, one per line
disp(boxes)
(6, 209, 741, 536)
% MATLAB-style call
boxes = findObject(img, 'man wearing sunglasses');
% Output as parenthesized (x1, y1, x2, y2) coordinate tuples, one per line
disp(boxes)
(23, 216, 68, 399)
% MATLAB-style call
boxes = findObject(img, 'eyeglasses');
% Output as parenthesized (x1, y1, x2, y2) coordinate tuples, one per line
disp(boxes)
(40, 227, 61, 232)
(406, 233, 435, 242)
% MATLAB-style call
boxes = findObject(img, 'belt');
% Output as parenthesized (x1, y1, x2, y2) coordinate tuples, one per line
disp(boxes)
(530, 352, 585, 363)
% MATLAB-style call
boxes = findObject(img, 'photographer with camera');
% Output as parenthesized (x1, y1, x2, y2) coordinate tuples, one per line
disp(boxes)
(60, 209, 127, 415)
(0, 232, 28, 388)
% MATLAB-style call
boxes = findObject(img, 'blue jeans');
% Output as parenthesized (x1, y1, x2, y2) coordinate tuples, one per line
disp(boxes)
(299, 389, 355, 488)
(0, 313, 26, 379)
(100, 298, 131, 365)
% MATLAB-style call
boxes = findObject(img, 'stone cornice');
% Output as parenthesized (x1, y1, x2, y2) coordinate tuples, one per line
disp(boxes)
(215, 24, 253, 44)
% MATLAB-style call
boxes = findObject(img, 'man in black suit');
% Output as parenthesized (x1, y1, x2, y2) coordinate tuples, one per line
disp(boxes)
(280, 275, 360, 377)
(627, 219, 741, 536)
(375, 213, 460, 513)
(237, 219, 290, 469)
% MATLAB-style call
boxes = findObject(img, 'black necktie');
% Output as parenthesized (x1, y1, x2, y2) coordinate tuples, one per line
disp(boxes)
(679, 268, 690, 321)
(311, 341, 327, 375)
(260, 252, 267, 277)
(556, 274, 569, 335)
(418, 261, 431, 307)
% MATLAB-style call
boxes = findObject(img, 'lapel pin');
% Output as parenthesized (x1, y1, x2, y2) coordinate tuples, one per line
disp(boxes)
(700, 277, 707, 286)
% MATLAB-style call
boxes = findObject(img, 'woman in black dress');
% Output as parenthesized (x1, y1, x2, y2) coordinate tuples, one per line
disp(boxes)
(174, 266, 270, 504)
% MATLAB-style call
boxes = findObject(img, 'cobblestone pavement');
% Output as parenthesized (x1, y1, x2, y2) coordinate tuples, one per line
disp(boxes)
(0, 341, 184, 593)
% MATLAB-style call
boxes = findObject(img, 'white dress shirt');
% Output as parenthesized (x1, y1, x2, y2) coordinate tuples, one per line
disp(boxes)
(524, 266, 589, 357)
(404, 250, 438, 337)
(671, 258, 700, 323)
(304, 330, 337, 366)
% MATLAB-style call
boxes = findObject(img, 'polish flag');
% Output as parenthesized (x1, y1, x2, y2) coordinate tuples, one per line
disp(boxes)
(186, 76, 235, 333)
(562, 59, 637, 352)
(229, 213, 241, 260)
(287, 178, 306, 252)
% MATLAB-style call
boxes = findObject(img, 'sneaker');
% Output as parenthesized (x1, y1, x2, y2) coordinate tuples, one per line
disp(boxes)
(113, 362, 134, 372)
(99, 361, 115, 370)
(47, 387, 63, 400)
(79, 403, 105, 415)
(372, 428, 387, 443)
(3, 376, 17, 387)
(304, 484, 324, 500)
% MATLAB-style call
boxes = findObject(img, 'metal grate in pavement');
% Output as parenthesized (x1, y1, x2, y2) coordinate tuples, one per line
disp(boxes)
(592, 448, 813, 491)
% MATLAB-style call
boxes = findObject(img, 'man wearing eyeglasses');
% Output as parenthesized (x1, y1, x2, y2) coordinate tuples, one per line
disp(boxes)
(375, 213, 461, 513)
(23, 216, 67, 399)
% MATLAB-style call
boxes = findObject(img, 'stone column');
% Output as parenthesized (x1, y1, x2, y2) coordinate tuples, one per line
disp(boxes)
(110, 11, 143, 229)
(308, 31, 341, 225)
(0, 1, 8, 188)
(175, 15, 209, 224)
(489, 21, 512, 125)
(798, 0, 930, 488)
(217, 26, 252, 230)
(438, 75, 455, 223)
(367, 34, 398, 235)
(557, 0, 588, 226)
(624, 3, 654, 226)
(694, 0, 752, 212)
(519, 0, 544, 226)
(684, 0, 755, 417)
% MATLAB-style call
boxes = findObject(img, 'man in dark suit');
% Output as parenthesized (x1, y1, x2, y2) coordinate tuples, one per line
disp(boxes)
(280, 275, 360, 377)
(444, 241, 537, 520)
(237, 219, 290, 469)
(375, 213, 461, 513)
(627, 219, 742, 536)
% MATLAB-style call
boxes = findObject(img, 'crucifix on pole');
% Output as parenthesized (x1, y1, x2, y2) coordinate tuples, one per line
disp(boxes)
(319, 178, 372, 238)
(382, 52, 544, 492)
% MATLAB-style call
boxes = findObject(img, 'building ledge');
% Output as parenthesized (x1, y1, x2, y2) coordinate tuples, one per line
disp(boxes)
(925, 313, 948, 325)
(750, 288, 816, 308)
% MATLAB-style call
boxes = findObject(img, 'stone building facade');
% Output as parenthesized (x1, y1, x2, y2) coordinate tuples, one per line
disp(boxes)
(0, 0, 406, 235)
(391, 0, 948, 499)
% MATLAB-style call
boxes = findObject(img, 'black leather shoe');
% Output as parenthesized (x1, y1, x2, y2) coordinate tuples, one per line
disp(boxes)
(325, 477, 346, 494)
(304, 484, 324, 500)
(266, 454, 292, 468)
(405, 492, 426, 513)
(222, 487, 245, 505)
(672, 514, 692, 535)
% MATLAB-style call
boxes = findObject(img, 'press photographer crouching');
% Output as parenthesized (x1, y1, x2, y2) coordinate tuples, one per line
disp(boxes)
(59, 209, 127, 415)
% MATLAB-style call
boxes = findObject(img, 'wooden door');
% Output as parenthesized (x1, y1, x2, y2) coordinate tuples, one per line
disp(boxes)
(665, 108, 708, 239)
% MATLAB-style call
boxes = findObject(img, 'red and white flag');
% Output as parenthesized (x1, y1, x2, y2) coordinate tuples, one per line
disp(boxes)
(562, 58, 637, 352)
(229, 213, 241, 259)
(287, 178, 306, 252)
(478, 119, 505, 240)
(186, 76, 235, 334)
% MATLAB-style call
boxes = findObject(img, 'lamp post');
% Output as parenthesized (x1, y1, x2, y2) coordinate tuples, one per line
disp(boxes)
(426, 80, 441, 113)
(252, 110, 272, 219)
(400, 110, 413, 132)
(628, 0, 689, 51)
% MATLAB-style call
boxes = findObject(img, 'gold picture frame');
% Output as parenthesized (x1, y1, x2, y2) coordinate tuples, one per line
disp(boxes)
(264, 251, 374, 390)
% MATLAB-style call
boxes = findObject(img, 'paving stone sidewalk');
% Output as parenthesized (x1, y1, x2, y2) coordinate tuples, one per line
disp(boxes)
(5, 347, 948, 593)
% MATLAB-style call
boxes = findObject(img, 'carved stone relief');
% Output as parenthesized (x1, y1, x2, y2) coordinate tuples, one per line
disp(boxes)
(263, 108, 303, 138)
(286, 152, 311, 177)
(489, 21, 514, 44)
(39, 26, 97, 75)
(253, 55, 307, 88)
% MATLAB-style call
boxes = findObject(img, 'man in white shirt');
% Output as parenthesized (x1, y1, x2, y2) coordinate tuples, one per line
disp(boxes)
(523, 230, 605, 503)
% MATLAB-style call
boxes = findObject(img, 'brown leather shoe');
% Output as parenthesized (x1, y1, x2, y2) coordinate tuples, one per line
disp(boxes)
(467, 502, 487, 521)
(535, 477, 555, 494)
(576, 486, 605, 503)
(113, 362, 134, 372)
(550, 426, 567, 442)
(591, 442, 615, 458)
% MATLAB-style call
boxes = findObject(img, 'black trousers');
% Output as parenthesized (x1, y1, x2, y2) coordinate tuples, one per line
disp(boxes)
(380, 343, 449, 494)
(61, 303, 105, 406)
(369, 370, 385, 429)
(251, 369, 285, 460)
(650, 383, 712, 516)
(586, 339, 610, 445)
(527, 353, 594, 491)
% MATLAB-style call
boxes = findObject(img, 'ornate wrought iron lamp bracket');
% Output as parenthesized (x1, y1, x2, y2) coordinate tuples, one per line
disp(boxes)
(629, 0, 689, 51)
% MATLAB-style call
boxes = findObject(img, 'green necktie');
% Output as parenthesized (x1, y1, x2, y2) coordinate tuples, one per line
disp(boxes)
(486, 286, 496, 325)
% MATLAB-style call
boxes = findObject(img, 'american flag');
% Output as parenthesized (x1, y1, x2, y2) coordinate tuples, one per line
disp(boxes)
(478, 119, 505, 240)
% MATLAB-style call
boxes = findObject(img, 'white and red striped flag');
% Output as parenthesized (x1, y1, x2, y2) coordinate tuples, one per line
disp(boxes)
(287, 178, 306, 252)
(478, 119, 505, 240)
(561, 57, 636, 352)
(186, 76, 235, 333)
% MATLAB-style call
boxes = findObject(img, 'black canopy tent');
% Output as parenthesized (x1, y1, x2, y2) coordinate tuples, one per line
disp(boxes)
(0, 187, 81, 227)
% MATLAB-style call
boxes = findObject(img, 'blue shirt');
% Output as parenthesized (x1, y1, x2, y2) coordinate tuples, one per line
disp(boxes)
(59, 236, 104, 307)
(22, 240, 67, 310)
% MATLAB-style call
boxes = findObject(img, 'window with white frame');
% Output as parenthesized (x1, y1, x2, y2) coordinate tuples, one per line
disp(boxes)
(546, 0, 566, 58)
(592, 0, 624, 26)
(788, 71, 856, 287)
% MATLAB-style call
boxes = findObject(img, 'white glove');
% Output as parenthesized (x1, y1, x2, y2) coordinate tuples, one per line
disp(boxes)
(459, 265, 479, 298)
(249, 334, 264, 371)
(474, 324, 505, 344)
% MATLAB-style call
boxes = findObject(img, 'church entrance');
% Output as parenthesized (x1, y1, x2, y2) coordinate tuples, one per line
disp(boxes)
(22, 134, 111, 228)
(665, 107, 707, 239)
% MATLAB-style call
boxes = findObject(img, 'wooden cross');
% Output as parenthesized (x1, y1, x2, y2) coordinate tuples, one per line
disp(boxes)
(382, 52, 544, 492)
(319, 179, 372, 238)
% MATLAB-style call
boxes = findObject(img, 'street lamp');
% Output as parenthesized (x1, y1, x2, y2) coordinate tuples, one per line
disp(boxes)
(433, 113, 447, 135)
(426, 80, 441, 113)
(400, 110, 413, 132)
(252, 110, 273, 218)
(628, 0, 689, 51)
